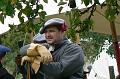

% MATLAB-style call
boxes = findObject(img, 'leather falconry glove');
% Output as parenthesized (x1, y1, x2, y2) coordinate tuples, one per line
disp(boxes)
(21, 43, 53, 73)
(27, 43, 53, 64)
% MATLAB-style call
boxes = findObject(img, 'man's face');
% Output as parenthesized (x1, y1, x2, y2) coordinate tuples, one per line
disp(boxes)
(44, 26, 64, 45)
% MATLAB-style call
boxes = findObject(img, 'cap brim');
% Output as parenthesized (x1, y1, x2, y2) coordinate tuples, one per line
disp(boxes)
(40, 24, 62, 34)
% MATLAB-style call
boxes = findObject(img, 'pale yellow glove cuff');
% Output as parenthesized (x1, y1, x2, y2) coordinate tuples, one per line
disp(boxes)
(32, 56, 42, 74)
(32, 63, 40, 74)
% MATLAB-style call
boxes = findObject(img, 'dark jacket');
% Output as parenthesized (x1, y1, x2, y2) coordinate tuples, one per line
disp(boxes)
(40, 38, 84, 79)
(0, 63, 15, 79)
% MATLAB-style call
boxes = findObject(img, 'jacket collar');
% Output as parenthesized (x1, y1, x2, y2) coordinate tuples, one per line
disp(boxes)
(54, 37, 69, 51)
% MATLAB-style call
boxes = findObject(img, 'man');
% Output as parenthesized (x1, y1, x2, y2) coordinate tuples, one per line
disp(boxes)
(39, 18, 84, 79)
(0, 45, 15, 79)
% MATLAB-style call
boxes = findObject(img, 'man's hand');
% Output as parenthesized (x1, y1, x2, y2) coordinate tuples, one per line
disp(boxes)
(21, 56, 43, 73)
(21, 56, 34, 65)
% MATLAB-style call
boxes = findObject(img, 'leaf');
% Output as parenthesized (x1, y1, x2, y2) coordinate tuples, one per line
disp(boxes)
(83, 0, 92, 6)
(57, 1, 67, 6)
(0, 0, 6, 10)
(43, 0, 48, 3)
(22, 5, 32, 18)
(30, 0, 36, 5)
(6, 3, 15, 17)
(0, 14, 4, 24)
(19, 16, 24, 23)
(54, 0, 57, 3)
(9, 24, 15, 29)
(38, 11, 46, 22)
(16, 3, 22, 10)
(94, 0, 100, 4)
(38, 4, 43, 10)
(18, 11, 22, 18)
(27, 20, 34, 33)
(105, 8, 116, 21)
(59, 6, 63, 13)
(39, 11, 47, 16)
(18, 11, 24, 23)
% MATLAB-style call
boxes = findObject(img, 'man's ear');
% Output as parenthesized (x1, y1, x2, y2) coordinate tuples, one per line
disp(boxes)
(61, 23, 67, 32)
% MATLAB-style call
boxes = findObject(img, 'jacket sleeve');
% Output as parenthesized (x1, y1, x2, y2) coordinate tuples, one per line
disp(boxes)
(40, 43, 84, 78)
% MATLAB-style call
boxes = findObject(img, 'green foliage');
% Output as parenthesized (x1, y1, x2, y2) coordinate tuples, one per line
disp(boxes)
(105, 0, 120, 21)
(0, 0, 46, 33)
(80, 18, 94, 32)
(80, 32, 113, 62)
(106, 44, 114, 58)
(67, 27, 76, 42)
(6, 3, 15, 17)
(66, 8, 94, 42)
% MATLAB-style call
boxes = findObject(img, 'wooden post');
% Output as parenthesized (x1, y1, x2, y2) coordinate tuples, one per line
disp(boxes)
(27, 62, 31, 79)
(26, 31, 34, 79)
(109, 21, 120, 75)
(75, 26, 80, 44)
(109, 66, 115, 79)
(75, 33, 80, 44)
(29, 32, 34, 43)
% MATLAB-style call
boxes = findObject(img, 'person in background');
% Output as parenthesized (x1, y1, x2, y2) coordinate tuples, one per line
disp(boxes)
(0, 45, 15, 79)
(39, 18, 84, 79)
(16, 33, 50, 79)
(33, 33, 46, 44)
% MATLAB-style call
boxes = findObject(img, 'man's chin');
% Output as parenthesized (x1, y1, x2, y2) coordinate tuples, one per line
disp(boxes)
(47, 41, 53, 44)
